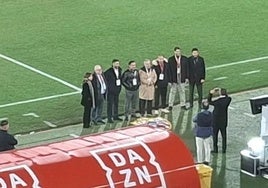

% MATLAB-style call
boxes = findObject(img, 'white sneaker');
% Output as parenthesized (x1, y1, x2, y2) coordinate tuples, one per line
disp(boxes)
(161, 108, 170, 113)
(154, 110, 159, 115)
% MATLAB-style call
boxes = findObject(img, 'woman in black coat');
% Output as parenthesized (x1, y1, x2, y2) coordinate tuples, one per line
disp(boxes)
(81, 72, 95, 128)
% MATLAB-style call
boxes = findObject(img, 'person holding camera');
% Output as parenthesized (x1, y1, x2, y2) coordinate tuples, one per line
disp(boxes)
(208, 88, 232, 153)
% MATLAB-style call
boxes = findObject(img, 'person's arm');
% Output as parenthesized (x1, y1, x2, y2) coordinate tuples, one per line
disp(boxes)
(9, 135, 18, 146)
(193, 114, 198, 123)
(200, 57, 206, 83)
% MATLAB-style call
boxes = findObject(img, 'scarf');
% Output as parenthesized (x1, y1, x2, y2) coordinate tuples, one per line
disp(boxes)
(87, 81, 95, 108)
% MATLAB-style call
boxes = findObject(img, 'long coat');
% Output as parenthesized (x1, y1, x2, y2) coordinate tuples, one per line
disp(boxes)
(139, 67, 157, 100)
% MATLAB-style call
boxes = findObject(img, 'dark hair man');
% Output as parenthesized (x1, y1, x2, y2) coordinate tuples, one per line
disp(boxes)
(0, 119, 18, 152)
(208, 88, 232, 153)
(104, 59, 123, 123)
(122, 61, 141, 121)
(188, 48, 206, 108)
(168, 47, 189, 110)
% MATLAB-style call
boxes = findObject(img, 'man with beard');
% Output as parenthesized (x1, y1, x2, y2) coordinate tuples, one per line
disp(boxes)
(104, 59, 123, 123)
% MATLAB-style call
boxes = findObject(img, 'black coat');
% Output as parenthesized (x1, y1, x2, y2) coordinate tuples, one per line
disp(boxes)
(188, 56, 206, 84)
(104, 67, 122, 95)
(80, 82, 93, 107)
(208, 93, 232, 128)
(122, 69, 140, 91)
(153, 62, 169, 88)
(92, 73, 107, 104)
(0, 130, 17, 152)
(168, 55, 188, 83)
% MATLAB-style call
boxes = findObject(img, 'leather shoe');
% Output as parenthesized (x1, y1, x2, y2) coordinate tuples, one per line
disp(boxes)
(211, 150, 218, 153)
(181, 106, 188, 110)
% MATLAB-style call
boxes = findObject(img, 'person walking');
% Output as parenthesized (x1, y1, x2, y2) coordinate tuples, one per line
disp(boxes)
(81, 72, 95, 128)
(168, 47, 189, 110)
(193, 101, 213, 165)
(92, 65, 107, 125)
(208, 88, 232, 153)
(188, 48, 206, 108)
(139, 59, 157, 116)
(122, 61, 140, 121)
(152, 56, 170, 114)
(104, 59, 123, 123)
(0, 119, 18, 152)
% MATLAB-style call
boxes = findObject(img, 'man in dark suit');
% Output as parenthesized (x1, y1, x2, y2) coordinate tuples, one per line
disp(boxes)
(168, 47, 189, 110)
(208, 88, 232, 153)
(188, 48, 206, 108)
(92, 65, 107, 125)
(104, 59, 123, 123)
(0, 119, 18, 152)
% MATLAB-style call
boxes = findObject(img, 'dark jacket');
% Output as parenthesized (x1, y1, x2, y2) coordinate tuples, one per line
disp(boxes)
(168, 55, 188, 83)
(80, 82, 93, 107)
(188, 56, 206, 84)
(92, 73, 107, 104)
(122, 69, 140, 91)
(208, 94, 232, 128)
(193, 110, 213, 138)
(153, 61, 169, 88)
(104, 67, 122, 95)
(0, 130, 18, 152)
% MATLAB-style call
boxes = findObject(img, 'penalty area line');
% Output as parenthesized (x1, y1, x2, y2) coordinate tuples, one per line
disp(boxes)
(0, 91, 80, 108)
(0, 53, 81, 92)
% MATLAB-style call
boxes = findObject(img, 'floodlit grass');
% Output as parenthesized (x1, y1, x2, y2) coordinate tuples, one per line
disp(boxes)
(0, 0, 267, 134)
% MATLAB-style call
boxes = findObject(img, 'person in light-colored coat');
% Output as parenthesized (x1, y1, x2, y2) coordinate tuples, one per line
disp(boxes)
(139, 59, 157, 116)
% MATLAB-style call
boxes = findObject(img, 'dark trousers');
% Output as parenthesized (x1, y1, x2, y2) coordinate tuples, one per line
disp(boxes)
(189, 82, 203, 107)
(83, 106, 92, 128)
(107, 93, 119, 120)
(125, 90, 138, 116)
(213, 126, 227, 152)
(139, 99, 153, 116)
(92, 94, 105, 122)
(154, 87, 167, 109)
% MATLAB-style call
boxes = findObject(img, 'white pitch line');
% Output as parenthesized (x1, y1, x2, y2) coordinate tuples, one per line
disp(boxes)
(243, 113, 256, 118)
(241, 70, 261, 75)
(0, 91, 80, 108)
(70, 134, 80, 138)
(213, 76, 228, 81)
(207, 56, 268, 70)
(229, 106, 235, 110)
(0, 53, 81, 91)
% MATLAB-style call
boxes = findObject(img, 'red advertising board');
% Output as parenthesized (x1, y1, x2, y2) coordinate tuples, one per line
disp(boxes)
(0, 126, 200, 188)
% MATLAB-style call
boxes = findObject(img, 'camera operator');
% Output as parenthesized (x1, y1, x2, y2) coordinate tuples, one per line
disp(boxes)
(208, 88, 232, 153)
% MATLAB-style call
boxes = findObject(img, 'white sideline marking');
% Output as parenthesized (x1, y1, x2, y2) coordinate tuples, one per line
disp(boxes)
(70, 134, 79, 138)
(0, 91, 80, 108)
(207, 56, 268, 70)
(43, 121, 57, 128)
(23, 113, 40, 118)
(213, 76, 228, 81)
(0, 53, 81, 91)
(241, 70, 261, 75)
(243, 113, 256, 118)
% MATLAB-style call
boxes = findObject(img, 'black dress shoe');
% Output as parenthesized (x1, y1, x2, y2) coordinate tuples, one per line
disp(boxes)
(114, 117, 123, 121)
(168, 106, 173, 111)
(211, 150, 218, 153)
(203, 161, 209, 165)
(92, 120, 98, 125)
(222, 150, 226, 153)
(125, 116, 129, 121)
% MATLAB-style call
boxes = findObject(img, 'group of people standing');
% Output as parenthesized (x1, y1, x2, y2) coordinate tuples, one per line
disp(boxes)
(81, 47, 206, 128)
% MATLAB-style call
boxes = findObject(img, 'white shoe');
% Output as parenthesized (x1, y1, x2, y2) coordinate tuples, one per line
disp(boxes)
(154, 110, 159, 115)
(161, 108, 170, 113)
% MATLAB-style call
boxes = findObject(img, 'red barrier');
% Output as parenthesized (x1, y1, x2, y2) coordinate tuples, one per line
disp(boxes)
(0, 126, 200, 188)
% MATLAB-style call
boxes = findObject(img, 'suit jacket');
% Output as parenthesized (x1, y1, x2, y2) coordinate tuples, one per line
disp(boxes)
(188, 56, 205, 84)
(104, 67, 122, 95)
(92, 73, 107, 105)
(208, 93, 232, 128)
(153, 61, 169, 88)
(168, 55, 188, 83)
(0, 130, 18, 152)
(81, 81, 93, 107)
